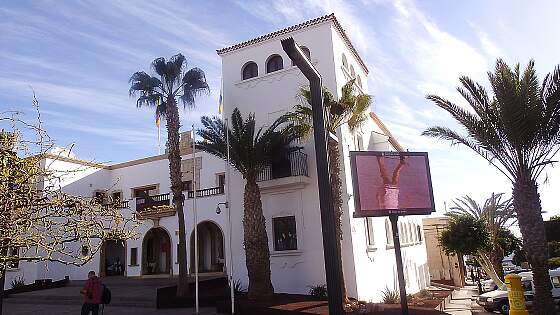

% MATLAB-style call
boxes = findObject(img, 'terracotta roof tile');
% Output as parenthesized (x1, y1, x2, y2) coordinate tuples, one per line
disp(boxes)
(216, 14, 369, 74)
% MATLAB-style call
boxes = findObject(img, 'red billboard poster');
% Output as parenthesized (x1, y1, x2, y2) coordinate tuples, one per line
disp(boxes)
(350, 151, 435, 217)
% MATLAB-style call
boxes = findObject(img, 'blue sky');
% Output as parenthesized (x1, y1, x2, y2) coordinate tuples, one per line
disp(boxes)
(2, 0, 560, 216)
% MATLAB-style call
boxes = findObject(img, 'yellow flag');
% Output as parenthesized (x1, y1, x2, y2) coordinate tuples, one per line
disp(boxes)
(218, 80, 223, 114)
(155, 96, 161, 128)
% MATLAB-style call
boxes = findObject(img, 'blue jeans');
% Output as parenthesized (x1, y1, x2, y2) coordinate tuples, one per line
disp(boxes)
(81, 303, 99, 315)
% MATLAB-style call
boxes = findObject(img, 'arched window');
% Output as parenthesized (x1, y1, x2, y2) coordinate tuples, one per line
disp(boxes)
(292, 46, 311, 65)
(399, 222, 405, 243)
(342, 54, 348, 69)
(242, 61, 258, 80)
(357, 75, 362, 88)
(266, 55, 283, 73)
(350, 65, 355, 78)
(404, 222, 410, 244)
(385, 219, 393, 246)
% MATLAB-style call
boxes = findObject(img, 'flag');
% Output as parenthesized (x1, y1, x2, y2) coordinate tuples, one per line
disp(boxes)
(218, 79, 223, 114)
(155, 96, 161, 128)
(156, 96, 161, 154)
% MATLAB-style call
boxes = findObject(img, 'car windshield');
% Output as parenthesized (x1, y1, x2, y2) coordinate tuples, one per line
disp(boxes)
(552, 276, 560, 288)
(522, 280, 532, 292)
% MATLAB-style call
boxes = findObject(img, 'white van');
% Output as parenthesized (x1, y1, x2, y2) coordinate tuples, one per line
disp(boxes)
(476, 270, 560, 314)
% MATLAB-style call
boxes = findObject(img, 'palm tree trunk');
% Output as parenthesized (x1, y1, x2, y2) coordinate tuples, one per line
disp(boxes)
(243, 178, 274, 298)
(165, 98, 189, 298)
(513, 173, 556, 315)
(489, 244, 504, 280)
(327, 139, 348, 303)
(476, 252, 505, 289)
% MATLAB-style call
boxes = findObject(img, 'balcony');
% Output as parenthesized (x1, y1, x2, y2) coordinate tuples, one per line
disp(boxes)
(257, 149, 310, 192)
(135, 193, 174, 220)
(135, 187, 225, 220)
(102, 200, 129, 210)
(186, 186, 224, 199)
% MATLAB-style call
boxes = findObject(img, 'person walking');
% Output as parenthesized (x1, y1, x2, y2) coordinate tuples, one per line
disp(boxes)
(80, 271, 103, 315)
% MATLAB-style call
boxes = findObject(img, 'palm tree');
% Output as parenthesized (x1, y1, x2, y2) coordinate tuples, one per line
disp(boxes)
(447, 193, 516, 280)
(196, 108, 301, 298)
(129, 53, 209, 297)
(284, 79, 371, 303)
(423, 59, 560, 314)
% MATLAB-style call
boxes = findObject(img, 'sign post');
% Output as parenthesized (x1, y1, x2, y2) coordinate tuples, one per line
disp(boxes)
(350, 151, 435, 315)
(390, 214, 409, 315)
(281, 37, 345, 315)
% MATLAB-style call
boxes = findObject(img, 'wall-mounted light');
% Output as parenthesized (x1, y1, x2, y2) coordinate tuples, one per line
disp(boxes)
(216, 201, 229, 214)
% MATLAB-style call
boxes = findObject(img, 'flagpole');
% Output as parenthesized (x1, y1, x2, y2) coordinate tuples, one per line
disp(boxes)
(192, 125, 199, 314)
(157, 124, 161, 155)
(225, 117, 235, 314)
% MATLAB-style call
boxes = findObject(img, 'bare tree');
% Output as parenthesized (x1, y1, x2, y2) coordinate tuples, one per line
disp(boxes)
(0, 99, 139, 314)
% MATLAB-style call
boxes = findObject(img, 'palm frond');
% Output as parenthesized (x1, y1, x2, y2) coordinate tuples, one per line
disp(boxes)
(179, 67, 210, 109)
(424, 59, 560, 183)
(290, 79, 373, 136)
(151, 57, 167, 78)
(132, 54, 209, 124)
(197, 107, 302, 181)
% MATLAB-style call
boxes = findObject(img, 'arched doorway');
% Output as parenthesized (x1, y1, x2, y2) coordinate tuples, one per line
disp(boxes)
(100, 240, 126, 277)
(142, 227, 172, 275)
(190, 221, 225, 273)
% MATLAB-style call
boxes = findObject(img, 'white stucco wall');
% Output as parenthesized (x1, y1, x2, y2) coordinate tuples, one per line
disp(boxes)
(6, 17, 430, 299)
(220, 17, 429, 300)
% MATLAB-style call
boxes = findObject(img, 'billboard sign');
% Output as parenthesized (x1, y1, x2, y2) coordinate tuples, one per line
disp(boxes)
(350, 151, 435, 217)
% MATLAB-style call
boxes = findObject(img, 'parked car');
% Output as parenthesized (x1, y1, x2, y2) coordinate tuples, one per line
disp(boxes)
(476, 270, 560, 314)
(482, 279, 498, 292)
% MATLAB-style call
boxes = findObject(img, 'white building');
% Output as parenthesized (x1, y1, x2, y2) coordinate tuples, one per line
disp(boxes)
(5, 14, 429, 302)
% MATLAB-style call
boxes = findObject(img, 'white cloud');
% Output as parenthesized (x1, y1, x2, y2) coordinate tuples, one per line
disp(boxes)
(392, 0, 489, 92)
(234, 0, 376, 54)
(110, 0, 231, 48)
(468, 22, 503, 59)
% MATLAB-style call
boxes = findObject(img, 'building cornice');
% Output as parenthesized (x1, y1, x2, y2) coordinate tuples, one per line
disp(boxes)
(107, 154, 167, 170)
(216, 13, 369, 74)
(41, 153, 106, 169)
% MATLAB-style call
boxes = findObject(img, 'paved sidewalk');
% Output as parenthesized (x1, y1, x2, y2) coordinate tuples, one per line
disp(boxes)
(443, 285, 493, 315)
(3, 304, 222, 315)
(3, 276, 228, 315)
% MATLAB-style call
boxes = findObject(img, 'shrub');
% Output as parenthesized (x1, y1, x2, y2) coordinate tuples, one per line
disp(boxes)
(416, 289, 432, 298)
(548, 257, 560, 269)
(11, 276, 25, 289)
(231, 279, 246, 294)
(406, 294, 414, 302)
(381, 287, 400, 304)
(308, 284, 328, 298)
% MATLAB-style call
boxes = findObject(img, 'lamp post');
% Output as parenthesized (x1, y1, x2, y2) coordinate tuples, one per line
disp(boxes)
(216, 116, 235, 314)
(281, 37, 344, 315)
(216, 201, 234, 314)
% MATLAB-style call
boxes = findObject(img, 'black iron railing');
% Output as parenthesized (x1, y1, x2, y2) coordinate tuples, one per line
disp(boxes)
(135, 187, 225, 212)
(257, 149, 308, 182)
(102, 200, 129, 210)
(187, 186, 225, 199)
(136, 193, 170, 212)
